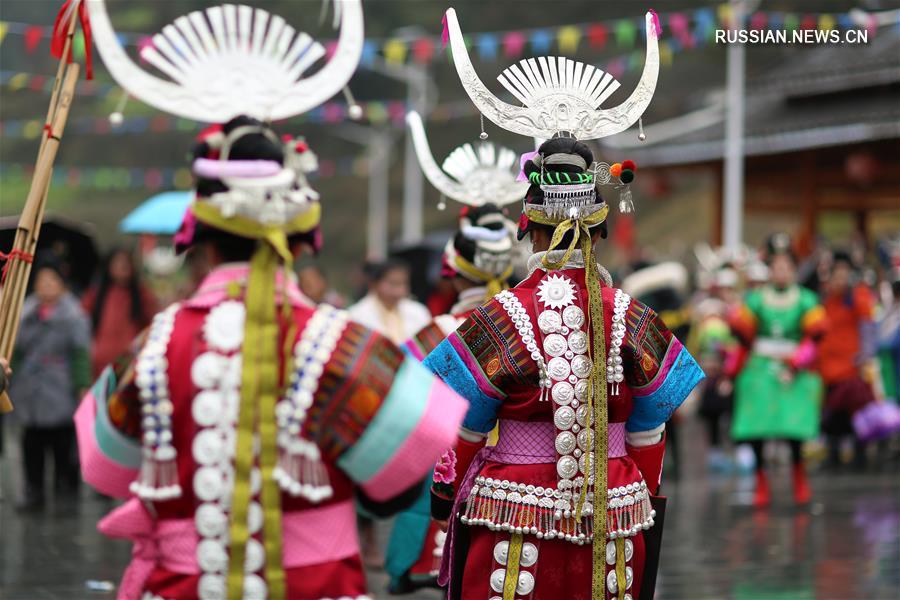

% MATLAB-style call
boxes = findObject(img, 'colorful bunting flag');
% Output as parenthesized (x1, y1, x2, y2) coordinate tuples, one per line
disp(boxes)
(658, 41, 673, 67)
(502, 31, 526, 58)
(615, 19, 636, 48)
(383, 38, 408, 64)
(24, 25, 43, 53)
(587, 24, 608, 49)
(557, 26, 581, 54)
(412, 37, 434, 64)
(476, 33, 498, 60)
(0, 6, 882, 70)
(529, 29, 552, 54)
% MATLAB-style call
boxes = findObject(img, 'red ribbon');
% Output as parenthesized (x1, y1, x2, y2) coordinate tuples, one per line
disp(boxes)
(440, 13, 449, 49)
(0, 249, 35, 284)
(51, 0, 93, 80)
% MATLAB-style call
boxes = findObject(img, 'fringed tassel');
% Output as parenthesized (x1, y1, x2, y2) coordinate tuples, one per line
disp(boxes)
(129, 450, 182, 500)
(459, 481, 655, 543)
(273, 438, 333, 503)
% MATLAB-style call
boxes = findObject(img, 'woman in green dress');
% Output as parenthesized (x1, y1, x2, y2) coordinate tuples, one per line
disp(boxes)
(729, 235, 827, 507)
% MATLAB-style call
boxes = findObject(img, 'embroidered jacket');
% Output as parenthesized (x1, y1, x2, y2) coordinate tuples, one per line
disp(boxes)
(75, 264, 467, 600)
(424, 252, 704, 543)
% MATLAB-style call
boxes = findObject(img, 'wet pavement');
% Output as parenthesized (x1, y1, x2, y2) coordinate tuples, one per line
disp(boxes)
(1, 419, 898, 599)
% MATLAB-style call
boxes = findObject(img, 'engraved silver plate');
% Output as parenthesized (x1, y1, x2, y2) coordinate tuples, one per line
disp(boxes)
(192, 390, 223, 427)
(197, 539, 228, 573)
(567, 330, 589, 355)
(607, 569, 618, 594)
(625, 539, 634, 562)
(551, 381, 574, 406)
(537, 310, 562, 334)
(554, 406, 576, 430)
(493, 541, 509, 565)
(243, 574, 267, 600)
(557, 455, 578, 479)
(193, 467, 224, 502)
(606, 541, 616, 565)
(576, 404, 593, 427)
(543, 333, 568, 357)
(547, 357, 571, 381)
(192, 429, 224, 466)
(571, 354, 593, 378)
(517, 571, 535, 595)
(520, 542, 538, 567)
(574, 379, 589, 402)
(490, 569, 506, 593)
(244, 538, 265, 573)
(537, 274, 576, 309)
(555, 431, 577, 455)
(579, 453, 590, 475)
(563, 305, 585, 329)
(577, 428, 593, 450)
(198, 574, 226, 600)
(195, 503, 227, 538)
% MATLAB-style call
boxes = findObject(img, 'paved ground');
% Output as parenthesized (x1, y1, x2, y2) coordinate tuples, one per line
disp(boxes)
(1, 419, 898, 599)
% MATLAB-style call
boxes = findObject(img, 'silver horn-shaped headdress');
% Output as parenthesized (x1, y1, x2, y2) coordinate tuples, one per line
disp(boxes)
(407, 111, 528, 207)
(444, 8, 659, 141)
(87, 0, 364, 122)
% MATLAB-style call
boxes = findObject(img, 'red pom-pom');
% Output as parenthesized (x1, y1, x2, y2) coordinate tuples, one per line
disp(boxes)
(281, 134, 293, 143)
(196, 124, 222, 141)
(610, 163, 623, 177)
(622, 159, 636, 171)
(294, 141, 308, 153)
(518, 212, 529, 230)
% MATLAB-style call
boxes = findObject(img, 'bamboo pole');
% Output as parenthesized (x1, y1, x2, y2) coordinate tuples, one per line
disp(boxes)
(0, 10, 81, 412)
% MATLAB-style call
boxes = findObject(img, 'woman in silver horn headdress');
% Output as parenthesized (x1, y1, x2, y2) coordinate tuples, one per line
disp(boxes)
(421, 8, 704, 600)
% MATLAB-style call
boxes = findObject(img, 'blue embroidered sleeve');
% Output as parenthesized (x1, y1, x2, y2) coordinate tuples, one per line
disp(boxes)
(627, 345, 705, 432)
(423, 337, 501, 434)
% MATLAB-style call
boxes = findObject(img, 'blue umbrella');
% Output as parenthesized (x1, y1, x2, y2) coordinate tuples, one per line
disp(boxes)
(120, 191, 193, 235)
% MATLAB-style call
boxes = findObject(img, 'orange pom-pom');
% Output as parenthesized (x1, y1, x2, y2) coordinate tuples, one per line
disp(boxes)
(622, 159, 636, 171)
(610, 163, 623, 177)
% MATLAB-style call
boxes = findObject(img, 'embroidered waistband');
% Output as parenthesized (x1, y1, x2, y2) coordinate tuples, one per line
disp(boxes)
(492, 419, 627, 463)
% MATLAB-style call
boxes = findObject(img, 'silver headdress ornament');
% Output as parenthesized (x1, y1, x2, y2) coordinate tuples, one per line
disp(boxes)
(443, 8, 659, 142)
(87, 0, 364, 123)
(407, 111, 528, 207)
(445, 8, 659, 216)
(87, 0, 364, 227)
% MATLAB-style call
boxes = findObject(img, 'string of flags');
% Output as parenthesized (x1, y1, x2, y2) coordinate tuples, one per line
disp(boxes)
(0, 38, 642, 136)
(0, 157, 370, 191)
(0, 5, 889, 68)
(0, 95, 418, 137)
(1, 38, 649, 134)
